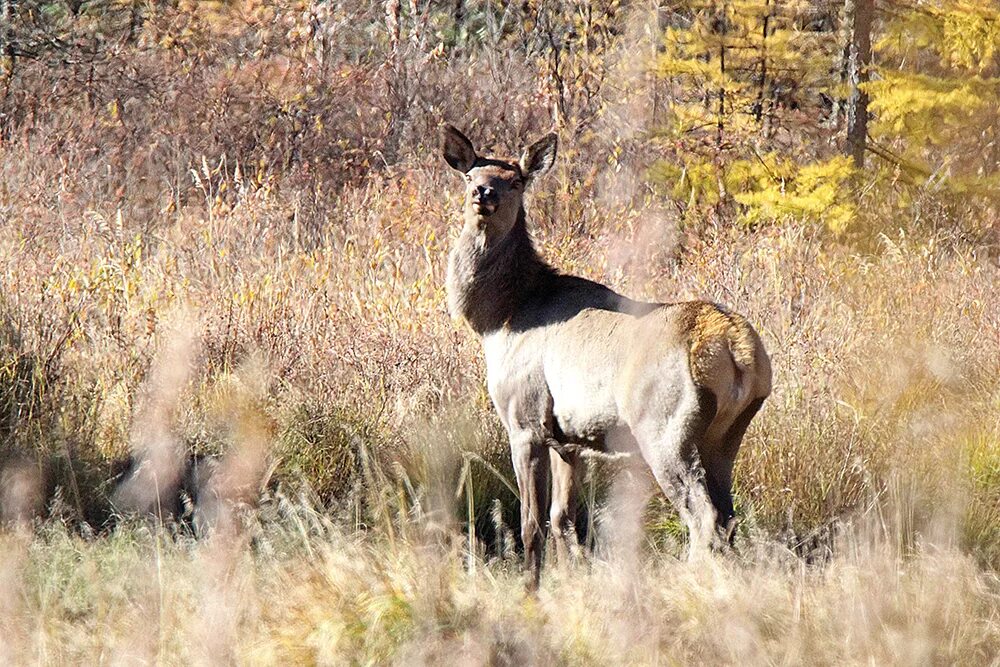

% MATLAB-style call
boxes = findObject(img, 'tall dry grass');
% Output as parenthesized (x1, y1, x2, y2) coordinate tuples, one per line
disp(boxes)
(0, 491, 998, 664)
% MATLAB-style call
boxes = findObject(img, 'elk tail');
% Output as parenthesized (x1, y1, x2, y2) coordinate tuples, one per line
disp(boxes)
(685, 303, 757, 404)
(725, 313, 758, 405)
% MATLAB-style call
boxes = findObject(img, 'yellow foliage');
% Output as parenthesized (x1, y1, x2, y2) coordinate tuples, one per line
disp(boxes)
(651, 155, 856, 233)
(865, 72, 997, 145)
(878, 1, 1000, 73)
(734, 156, 856, 233)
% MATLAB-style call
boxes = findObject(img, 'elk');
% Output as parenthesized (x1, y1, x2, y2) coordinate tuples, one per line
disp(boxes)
(441, 125, 772, 590)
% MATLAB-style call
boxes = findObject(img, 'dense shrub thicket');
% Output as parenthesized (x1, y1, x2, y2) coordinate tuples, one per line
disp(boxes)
(0, 1, 997, 565)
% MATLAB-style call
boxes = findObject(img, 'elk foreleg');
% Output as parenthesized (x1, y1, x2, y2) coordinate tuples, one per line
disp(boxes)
(511, 435, 551, 592)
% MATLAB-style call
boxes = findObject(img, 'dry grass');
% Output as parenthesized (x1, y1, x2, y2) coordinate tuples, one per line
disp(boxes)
(0, 498, 998, 665)
(0, 1, 998, 663)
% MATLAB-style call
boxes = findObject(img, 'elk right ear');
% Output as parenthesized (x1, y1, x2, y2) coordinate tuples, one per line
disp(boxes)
(519, 133, 558, 181)
(441, 124, 477, 173)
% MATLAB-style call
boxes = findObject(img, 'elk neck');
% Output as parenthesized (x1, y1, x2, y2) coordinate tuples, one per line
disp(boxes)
(446, 206, 554, 336)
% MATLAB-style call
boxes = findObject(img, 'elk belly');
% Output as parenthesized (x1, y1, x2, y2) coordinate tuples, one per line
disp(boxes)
(544, 339, 625, 446)
(549, 392, 619, 445)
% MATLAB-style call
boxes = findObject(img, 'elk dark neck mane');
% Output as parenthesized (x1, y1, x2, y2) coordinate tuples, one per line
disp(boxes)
(447, 207, 555, 335)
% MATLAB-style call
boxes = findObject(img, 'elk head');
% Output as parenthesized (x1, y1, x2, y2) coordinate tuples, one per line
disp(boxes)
(441, 124, 557, 244)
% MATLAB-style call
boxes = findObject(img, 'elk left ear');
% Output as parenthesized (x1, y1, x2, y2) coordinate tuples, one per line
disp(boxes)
(442, 124, 477, 173)
(519, 133, 558, 181)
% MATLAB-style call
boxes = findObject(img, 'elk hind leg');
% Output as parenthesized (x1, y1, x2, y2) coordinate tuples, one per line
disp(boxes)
(549, 447, 579, 565)
(636, 388, 718, 559)
(701, 397, 765, 546)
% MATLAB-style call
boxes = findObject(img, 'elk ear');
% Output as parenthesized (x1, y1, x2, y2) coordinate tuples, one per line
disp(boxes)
(441, 124, 477, 173)
(519, 133, 558, 181)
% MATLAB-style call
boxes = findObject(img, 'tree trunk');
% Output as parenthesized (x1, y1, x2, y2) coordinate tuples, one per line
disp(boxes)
(714, 3, 730, 149)
(753, 0, 770, 124)
(830, 0, 853, 130)
(1, 0, 13, 127)
(846, 0, 873, 167)
(1, 0, 11, 66)
(717, 38, 725, 148)
(127, 1, 142, 44)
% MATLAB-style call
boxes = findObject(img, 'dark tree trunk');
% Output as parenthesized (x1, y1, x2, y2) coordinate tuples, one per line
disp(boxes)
(127, 1, 143, 44)
(717, 39, 726, 147)
(753, 0, 771, 124)
(1, 0, 13, 128)
(846, 0, 873, 167)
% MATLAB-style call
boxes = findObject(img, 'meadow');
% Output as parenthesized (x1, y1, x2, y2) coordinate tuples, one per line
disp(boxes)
(0, 1, 998, 663)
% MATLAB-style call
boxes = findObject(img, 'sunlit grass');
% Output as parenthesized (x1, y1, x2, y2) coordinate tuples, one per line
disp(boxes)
(2, 495, 998, 665)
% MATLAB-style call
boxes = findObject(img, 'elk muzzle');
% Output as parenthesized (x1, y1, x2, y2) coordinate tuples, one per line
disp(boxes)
(472, 185, 498, 216)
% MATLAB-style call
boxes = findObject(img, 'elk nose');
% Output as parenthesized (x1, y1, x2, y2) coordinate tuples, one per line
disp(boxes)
(475, 185, 495, 201)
